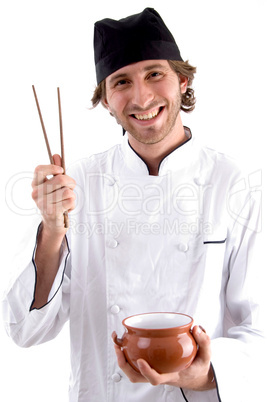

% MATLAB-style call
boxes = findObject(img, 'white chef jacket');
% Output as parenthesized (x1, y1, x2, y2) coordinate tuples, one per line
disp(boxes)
(2, 129, 266, 402)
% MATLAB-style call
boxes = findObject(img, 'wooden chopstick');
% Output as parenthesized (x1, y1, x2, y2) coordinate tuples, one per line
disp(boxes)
(57, 87, 69, 228)
(32, 85, 53, 164)
(32, 85, 69, 229)
(57, 87, 66, 172)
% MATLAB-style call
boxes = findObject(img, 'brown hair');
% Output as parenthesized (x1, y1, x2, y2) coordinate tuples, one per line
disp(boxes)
(91, 60, 196, 112)
(168, 60, 196, 112)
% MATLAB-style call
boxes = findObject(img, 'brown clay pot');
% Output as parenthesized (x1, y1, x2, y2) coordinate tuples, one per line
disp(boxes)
(113, 312, 197, 374)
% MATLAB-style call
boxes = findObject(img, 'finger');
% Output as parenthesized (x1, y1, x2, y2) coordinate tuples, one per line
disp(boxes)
(37, 196, 75, 224)
(32, 175, 76, 208)
(111, 331, 128, 369)
(32, 164, 64, 187)
(46, 186, 76, 206)
(137, 359, 179, 386)
(192, 326, 211, 364)
(35, 184, 76, 214)
(137, 359, 163, 386)
(112, 343, 147, 383)
(41, 174, 76, 195)
(113, 343, 128, 368)
(52, 154, 63, 168)
(43, 196, 75, 219)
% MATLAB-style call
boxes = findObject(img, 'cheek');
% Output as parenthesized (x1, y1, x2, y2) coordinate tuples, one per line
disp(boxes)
(157, 77, 180, 98)
(161, 88, 181, 104)
(107, 95, 128, 117)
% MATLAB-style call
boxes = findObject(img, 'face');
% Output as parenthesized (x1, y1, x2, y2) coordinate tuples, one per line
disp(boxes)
(104, 60, 188, 146)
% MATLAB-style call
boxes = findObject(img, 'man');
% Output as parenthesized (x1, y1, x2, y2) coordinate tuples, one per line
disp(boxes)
(2, 8, 265, 402)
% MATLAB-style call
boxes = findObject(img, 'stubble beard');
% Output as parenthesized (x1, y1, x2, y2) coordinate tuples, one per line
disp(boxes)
(111, 91, 182, 145)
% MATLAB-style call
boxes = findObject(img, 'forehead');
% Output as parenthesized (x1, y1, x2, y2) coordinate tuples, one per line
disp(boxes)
(106, 59, 170, 83)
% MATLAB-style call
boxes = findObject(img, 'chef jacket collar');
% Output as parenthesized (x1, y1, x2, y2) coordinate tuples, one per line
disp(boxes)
(121, 127, 196, 176)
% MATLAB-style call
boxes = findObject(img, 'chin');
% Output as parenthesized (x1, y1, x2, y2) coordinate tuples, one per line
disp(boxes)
(128, 130, 167, 145)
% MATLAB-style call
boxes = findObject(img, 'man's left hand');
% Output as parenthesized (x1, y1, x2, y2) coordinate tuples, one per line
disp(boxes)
(112, 325, 215, 391)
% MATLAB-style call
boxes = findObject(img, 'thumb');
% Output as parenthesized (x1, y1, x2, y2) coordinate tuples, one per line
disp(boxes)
(52, 154, 63, 169)
(192, 326, 211, 363)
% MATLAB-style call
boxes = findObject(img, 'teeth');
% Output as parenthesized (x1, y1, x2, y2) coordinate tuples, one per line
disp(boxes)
(134, 109, 160, 121)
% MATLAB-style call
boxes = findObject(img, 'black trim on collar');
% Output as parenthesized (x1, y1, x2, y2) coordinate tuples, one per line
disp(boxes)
(127, 126, 192, 175)
(203, 239, 227, 245)
(158, 127, 192, 173)
(128, 141, 150, 174)
(180, 387, 189, 401)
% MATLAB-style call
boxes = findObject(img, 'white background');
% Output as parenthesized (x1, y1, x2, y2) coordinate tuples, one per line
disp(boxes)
(0, 0, 266, 400)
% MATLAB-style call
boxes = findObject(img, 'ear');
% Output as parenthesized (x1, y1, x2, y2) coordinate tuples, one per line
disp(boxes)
(102, 97, 110, 110)
(179, 75, 188, 94)
(101, 98, 115, 117)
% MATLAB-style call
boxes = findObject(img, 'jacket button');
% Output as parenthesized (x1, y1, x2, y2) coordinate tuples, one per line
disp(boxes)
(194, 176, 205, 186)
(107, 239, 119, 248)
(178, 242, 189, 252)
(111, 373, 122, 382)
(110, 305, 120, 314)
(107, 177, 116, 186)
(164, 385, 174, 392)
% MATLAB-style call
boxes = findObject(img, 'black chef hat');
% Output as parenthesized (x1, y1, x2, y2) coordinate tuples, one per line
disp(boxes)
(94, 8, 183, 84)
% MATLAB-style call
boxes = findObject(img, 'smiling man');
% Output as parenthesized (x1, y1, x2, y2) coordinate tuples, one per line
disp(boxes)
(3, 7, 265, 402)
(103, 60, 188, 176)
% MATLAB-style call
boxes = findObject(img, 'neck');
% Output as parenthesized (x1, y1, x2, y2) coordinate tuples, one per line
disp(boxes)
(128, 115, 188, 176)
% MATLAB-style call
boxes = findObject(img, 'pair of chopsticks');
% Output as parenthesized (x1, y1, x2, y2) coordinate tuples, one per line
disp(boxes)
(32, 85, 69, 228)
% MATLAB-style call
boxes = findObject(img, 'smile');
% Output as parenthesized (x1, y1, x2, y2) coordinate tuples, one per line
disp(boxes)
(132, 107, 163, 121)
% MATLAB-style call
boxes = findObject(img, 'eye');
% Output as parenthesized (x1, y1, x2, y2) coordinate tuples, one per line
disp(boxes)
(115, 79, 128, 87)
(147, 71, 163, 80)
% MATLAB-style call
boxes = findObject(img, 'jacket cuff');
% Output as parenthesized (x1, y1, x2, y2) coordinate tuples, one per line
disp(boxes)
(30, 223, 70, 310)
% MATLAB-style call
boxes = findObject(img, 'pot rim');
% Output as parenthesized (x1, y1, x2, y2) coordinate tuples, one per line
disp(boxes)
(122, 312, 194, 332)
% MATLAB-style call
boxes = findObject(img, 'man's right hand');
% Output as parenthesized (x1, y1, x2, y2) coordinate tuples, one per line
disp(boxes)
(31, 154, 76, 235)
(30, 154, 76, 309)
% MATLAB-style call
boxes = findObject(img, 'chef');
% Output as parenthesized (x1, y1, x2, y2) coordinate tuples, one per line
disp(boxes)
(2, 8, 266, 402)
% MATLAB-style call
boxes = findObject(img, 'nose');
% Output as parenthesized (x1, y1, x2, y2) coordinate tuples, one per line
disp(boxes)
(131, 80, 154, 109)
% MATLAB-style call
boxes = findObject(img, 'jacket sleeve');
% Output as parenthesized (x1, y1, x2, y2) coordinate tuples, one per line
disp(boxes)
(2, 222, 71, 347)
(211, 181, 267, 401)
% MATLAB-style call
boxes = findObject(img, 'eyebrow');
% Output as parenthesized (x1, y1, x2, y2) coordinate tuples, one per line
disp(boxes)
(108, 62, 167, 85)
(143, 63, 167, 71)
